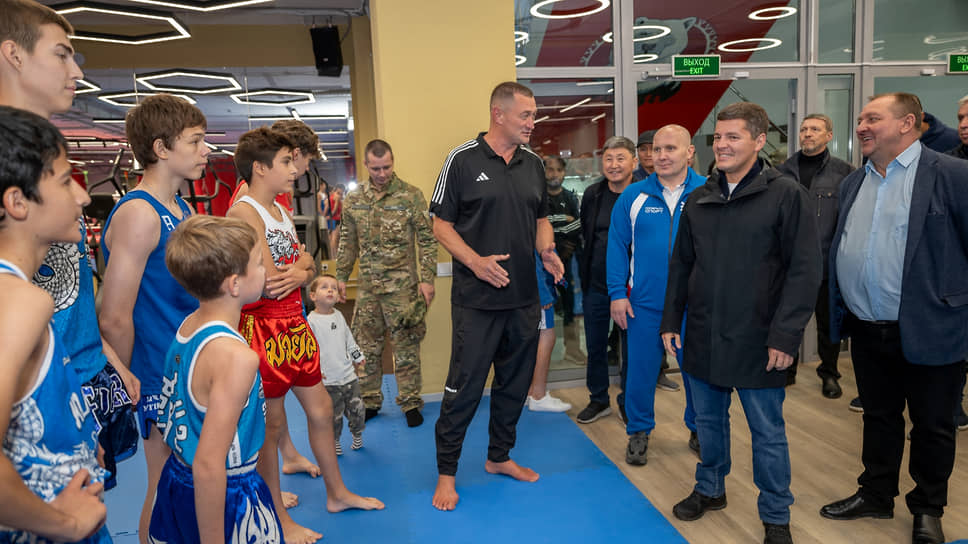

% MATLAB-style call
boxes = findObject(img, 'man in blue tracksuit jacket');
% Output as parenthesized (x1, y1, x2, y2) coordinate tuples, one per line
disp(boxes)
(607, 125, 704, 465)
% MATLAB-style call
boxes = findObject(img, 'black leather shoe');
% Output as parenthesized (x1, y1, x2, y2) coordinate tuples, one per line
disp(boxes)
(820, 492, 893, 520)
(688, 431, 701, 459)
(912, 514, 944, 544)
(673, 490, 726, 521)
(821, 376, 843, 399)
(405, 408, 424, 428)
(763, 522, 793, 544)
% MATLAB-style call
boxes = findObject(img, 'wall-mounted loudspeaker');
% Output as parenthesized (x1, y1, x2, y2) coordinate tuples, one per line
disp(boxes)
(310, 27, 343, 77)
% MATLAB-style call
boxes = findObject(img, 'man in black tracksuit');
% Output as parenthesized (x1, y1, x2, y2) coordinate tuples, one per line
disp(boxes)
(661, 102, 820, 544)
(777, 113, 855, 399)
(429, 81, 563, 511)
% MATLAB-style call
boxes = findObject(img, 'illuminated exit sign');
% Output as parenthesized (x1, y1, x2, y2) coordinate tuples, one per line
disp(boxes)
(948, 53, 968, 74)
(673, 55, 721, 77)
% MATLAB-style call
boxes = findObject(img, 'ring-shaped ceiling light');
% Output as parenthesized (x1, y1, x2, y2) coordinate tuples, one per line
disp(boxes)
(602, 24, 671, 44)
(99, 92, 196, 107)
(137, 70, 242, 94)
(515, 55, 527, 66)
(53, 2, 190, 45)
(230, 89, 315, 107)
(718, 38, 783, 52)
(514, 31, 529, 44)
(75, 78, 100, 94)
(748, 7, 798, 20)
(248, 114, 344, 122)
(121, 0, 271, 12)
(530, 0, 609, 20)
(633, 53, 659, 63)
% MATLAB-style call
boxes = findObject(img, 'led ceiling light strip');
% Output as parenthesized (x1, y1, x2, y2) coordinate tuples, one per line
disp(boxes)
(99, 92, 197, 107)
(559, 97, 591, 113)
(53, 2, 191, 45)
(748, 7, 797, 20)
(137, 70, 242, 94)
(122, 0, 272, 13)
(230, 89, 315, 107)
(591, 113, 606, 122)
(718, 38, 783, 52)
(249, 114, 345, 121)
(75, 78, 100, 94)
(530, 0, 609, 20)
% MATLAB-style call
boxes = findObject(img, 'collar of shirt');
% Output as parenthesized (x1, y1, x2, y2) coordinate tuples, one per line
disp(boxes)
(864, 140, 922, 180)
(364, 173, 401, 198)
(717, 158, 763, 198)
(478, 131, 527, 166)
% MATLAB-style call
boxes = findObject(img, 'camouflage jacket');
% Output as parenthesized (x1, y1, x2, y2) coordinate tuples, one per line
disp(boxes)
(337, 174, 437, 294)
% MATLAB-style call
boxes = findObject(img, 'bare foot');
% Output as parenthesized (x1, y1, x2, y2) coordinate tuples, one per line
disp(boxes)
(484, 459, 539, 482)
(281, 491, 299, 509)
(432, 475, 459, 511)
(282, 455, 320, 477)
(326, 490, 385, 513)
(280, 518, 322, 544)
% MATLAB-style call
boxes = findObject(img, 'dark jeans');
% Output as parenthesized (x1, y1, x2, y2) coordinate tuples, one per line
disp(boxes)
(848, 314, 965, 516)
(789, 279, 841, 379)
(435, 303, 540, 476)
(583, 289, 627, 407)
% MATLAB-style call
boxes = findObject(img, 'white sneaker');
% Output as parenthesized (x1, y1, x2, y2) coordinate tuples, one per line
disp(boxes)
(527, 394, 572, 412)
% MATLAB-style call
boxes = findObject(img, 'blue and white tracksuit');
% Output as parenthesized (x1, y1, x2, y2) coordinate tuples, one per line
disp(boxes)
(606, 168, 704, 436)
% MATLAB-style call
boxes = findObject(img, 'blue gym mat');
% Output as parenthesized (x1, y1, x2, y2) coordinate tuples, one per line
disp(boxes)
(104, 376, 685, 543)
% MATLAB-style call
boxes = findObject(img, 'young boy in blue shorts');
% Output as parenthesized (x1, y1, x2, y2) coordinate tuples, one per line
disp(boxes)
(0, 105, 109, 543)
(229, 127, 383, 544)
(148, 215, 282, 543)
(99, 93, 208, 542)
(0, 0, 140, 492)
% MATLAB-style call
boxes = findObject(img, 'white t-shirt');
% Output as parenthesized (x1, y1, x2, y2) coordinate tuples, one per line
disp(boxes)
(306, 310, 365, 386)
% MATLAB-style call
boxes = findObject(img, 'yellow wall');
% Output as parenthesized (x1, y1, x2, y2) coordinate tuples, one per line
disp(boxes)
(368, 0, 516, 394)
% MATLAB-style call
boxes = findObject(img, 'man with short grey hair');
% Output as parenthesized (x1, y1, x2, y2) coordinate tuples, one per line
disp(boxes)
(946, 94, 968, 160)
(777, 113, 855, 399)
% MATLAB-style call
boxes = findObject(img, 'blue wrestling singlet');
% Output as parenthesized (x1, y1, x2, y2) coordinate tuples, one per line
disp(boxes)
(103, 191, 198, 437)
(0, 260, 111, 544)
(149, 321, 281, 544)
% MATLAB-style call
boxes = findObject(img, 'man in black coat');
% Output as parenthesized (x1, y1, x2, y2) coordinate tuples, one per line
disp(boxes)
(777, 113, 855, 398)
(661, 102, 821, 544)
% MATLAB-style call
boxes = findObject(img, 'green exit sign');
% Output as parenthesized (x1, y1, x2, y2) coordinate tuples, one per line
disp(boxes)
(673, 55, 721, 77)
(948, 53, 968, 74)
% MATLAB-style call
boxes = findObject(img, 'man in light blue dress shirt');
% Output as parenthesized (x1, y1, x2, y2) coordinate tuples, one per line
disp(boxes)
(822, 92, 968, 544)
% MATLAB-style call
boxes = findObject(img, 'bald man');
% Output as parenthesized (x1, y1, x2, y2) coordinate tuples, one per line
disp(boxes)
(607, 125, 706, 465)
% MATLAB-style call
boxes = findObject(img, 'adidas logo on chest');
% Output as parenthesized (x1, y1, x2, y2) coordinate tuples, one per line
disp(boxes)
(475, 171, 491, 182)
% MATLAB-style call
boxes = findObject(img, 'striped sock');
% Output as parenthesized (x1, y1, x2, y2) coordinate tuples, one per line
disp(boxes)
(335, 440, 343, 456)
(351, 433, 363, 450)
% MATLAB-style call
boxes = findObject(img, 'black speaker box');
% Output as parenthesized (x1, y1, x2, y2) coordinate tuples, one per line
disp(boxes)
(310, 27, 343, 77)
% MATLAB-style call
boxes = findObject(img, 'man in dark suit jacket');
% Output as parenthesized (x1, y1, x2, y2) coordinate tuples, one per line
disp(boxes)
(821, 92, 968, 544)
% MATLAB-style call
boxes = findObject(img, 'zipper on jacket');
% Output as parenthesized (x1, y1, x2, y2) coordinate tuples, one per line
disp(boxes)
(817, 193, 822, 217)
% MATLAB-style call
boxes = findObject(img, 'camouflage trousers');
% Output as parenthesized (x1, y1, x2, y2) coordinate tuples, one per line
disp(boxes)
(352, 288, 426, 412)
(325, 379, 365, 439)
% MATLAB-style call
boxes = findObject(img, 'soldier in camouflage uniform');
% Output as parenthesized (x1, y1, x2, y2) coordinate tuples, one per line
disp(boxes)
(337, 139, 437, 427)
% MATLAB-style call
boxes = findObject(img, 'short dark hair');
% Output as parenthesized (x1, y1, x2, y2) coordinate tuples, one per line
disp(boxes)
(802, 113, 833, 132)
(0, 0, 73, 53)
(870, 92, 923, 131)
(364, 139, 393, 161)
(271, 119, 319, 158)
(490, 81, 534, 108)
(717, 102, 769, 138)
(234, 127, 293, 184)
(544, 156, 566, 170)
(0, 105, 67, 214)
(126, 94, 207, 167)
(602, 135, 636, 155)
(308, 273, 338, 293)
(166, 215, 257, 301)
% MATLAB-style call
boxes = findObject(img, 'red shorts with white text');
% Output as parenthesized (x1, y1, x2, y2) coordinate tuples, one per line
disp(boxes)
(240, 291, 321, 398)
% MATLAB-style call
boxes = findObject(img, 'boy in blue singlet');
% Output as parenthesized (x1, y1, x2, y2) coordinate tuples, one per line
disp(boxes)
(99, 93, 208, 543)
(148, 215, 283, 543)
(0, 106, 109, 543)
(0, 0, 140, 492)
(229, 127, 383, 544)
